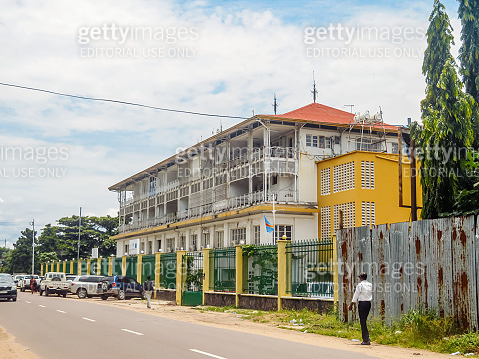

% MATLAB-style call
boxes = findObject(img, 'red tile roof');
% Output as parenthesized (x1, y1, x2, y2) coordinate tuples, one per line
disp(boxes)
(269, 103, 398, 130)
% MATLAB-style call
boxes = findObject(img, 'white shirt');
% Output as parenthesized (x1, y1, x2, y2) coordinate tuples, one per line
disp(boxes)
(352, 280, 372, 302)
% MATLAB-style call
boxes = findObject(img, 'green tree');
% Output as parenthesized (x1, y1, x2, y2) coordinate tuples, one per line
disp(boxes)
(5, 228, 39, 274)
(415, 0, 476, 218)
(458, 0, 479, 104)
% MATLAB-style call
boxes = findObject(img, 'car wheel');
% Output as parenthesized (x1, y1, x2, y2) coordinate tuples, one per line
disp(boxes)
(39, 289, 43, 296)
(12, 297, 16, 302)
(100, 295, 108, 300)
(77, 288, 87, 299)
(117, 290, 125, 300)
(45, 288, 49, 296)
(21, 287, 24, 292)
(62, 292, 67, 298)
(101, 281, 109, 291)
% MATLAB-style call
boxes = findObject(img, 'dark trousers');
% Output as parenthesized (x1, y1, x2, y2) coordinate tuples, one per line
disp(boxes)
(358, 301, 371, 342)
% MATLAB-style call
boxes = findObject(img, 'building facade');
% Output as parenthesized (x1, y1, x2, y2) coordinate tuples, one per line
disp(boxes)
(317, 150, 423, 239)
(109, 103, 402, 256)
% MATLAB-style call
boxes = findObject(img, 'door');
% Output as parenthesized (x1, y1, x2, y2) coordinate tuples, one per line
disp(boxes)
(181, 252, 203, 306)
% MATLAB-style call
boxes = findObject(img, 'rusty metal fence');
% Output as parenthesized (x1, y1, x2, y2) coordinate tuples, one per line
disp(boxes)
(337, 215, 478, 330)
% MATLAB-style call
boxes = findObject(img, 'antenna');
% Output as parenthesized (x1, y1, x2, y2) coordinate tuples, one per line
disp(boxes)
(311, 71, 318, 103)
(344, 105, 354, 113)
(252, 109, 255, 116)
(272, 94, 279, 115)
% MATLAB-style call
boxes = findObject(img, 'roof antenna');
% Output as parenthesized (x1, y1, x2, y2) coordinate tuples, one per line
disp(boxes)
(272, 93, 279, 115)
(252, 109, 255, 116)
(311, 71, 318, 103)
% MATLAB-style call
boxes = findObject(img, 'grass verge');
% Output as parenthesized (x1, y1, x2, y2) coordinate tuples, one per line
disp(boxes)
(198, 306, 479, 356)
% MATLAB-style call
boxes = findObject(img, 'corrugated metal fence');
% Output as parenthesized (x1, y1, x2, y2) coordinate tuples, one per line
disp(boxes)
(337, 215, 478, 330)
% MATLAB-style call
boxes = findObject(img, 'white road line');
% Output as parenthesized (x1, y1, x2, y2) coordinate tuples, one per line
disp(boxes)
(56, 310, 66, 314)
(82, 317, 96, 322)
(25, 301, 31, 304)
(189, 349, 227, 359)
(121, 329, 144, 336)
(38, 305, 46, 308)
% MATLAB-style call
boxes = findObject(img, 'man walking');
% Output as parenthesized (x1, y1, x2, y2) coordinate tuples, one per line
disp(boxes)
(349, 272, 373, 345)
(143, 276, 154, 309)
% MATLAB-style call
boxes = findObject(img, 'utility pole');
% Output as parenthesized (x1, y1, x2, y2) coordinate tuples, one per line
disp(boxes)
(77, 207, 82, 260)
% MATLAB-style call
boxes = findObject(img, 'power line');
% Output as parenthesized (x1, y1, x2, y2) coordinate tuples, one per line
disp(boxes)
(0, 82, 249, 120)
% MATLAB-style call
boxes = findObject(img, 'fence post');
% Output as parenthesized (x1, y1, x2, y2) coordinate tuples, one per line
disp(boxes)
(56, 261, 60, 272)
(41, 263, 44, 276)
(137, 254, 143, 284)
(176, 250, 187, 306)
(108, 257, 113, 276)
(277, 240, 288, 311)
(203, 248, 211, 305)
(97, 258, 101, 275)
(122, 256, 127, 276)
(87, 259, 91, 274)
(61, 261, 65, 273)
(77, 259, 82, 275)
(70, 260, 74, 274)
(235, 245, 243, 307)
(333, 234, 339, 306)
(154, 252, 161, 299)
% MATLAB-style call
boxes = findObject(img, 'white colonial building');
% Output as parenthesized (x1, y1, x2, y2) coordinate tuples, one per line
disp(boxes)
(110, 102, 400, 256)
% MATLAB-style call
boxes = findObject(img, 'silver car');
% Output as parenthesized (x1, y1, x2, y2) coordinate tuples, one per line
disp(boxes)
(70, 275, 104, 298)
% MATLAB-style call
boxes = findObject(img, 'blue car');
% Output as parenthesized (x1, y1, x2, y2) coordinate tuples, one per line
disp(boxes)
(0, 274, 17, 301)
(97, 276, 144, 300)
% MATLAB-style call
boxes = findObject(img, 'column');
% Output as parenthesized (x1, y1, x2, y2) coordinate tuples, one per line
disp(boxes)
(235, 244, 243, 307)
(176, 250, 187, 305)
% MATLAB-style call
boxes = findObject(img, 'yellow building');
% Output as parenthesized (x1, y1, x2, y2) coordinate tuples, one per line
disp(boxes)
(317, 150, 422, 238)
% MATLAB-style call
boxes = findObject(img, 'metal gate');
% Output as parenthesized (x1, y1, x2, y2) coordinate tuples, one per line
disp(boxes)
(181, 252, 203, 306)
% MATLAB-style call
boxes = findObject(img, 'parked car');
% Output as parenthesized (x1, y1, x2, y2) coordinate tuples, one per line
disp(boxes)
(0, 274, 17, 301)
(97, 276, 144, 300)
(20, 275, 40, 292)
(39, 272, 71, 297)
(66, 274, 78, 282)
(14, 275, 25, 288)
(70, 275, 104, 298)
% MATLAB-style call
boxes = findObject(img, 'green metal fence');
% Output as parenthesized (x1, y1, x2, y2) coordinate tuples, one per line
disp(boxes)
(160, 253, 177, 289)
(182, 252, 203, 306)
(243, 244, 278, 295)
(142, 255, 156, 283)
(100, 258, 109, 276)
(209, 248, 236, 292)
(80, 260, 88, 275)
(286, 239, 333, 298)
(112, 257, 122, 276)
(126, 256, 136, 277)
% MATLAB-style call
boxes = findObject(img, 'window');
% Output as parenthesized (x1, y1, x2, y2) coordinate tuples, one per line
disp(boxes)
(274, 225, 292, 242)
(321, 207, 331, 239)
(179, 235, 186, 250)
(362, 201, 375, 227)
(320, 168, 331, 196)
(319, 136, 325, 148)
(333, 161, 355, 193)
(272, 175, 278, 185)
(361, 161, 375, 189)
(202, 232, 210, 248)
(231, 228, 246, 245)
(190, 234, 198, 251)
(333, 202, 356, 231)
(392, 143, 399, 154)
(166, 238, 175, 252)
(215, 231, 224, 248)
(253, 226, 261, 245)
(306, 134, 318, 147)
(325, 137, 331, 149)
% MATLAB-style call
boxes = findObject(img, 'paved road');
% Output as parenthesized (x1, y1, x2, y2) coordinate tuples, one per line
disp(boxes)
(0, 292, 378, 359)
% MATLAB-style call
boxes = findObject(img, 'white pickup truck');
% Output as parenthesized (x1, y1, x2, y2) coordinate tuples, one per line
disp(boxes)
(39, 272, 71, 297)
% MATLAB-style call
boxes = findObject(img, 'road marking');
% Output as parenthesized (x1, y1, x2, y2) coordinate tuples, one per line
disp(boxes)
(56, 310, 66, 314)
(189, 349, 227, 359)
(121, 329, 144, 336)
(82, 317, 96, 322)
(38, 305, 46, 308)
(25, 301, 31, 304)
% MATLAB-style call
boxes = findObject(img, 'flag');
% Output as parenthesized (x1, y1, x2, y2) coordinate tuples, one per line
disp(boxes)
(264, 215, 274, 233)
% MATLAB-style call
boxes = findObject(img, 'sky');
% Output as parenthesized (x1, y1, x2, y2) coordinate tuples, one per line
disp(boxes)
(0, 0, 463, 247)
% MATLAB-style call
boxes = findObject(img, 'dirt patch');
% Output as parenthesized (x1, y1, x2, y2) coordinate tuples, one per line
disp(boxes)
(0, 325, 36, 359)
(75, 295, 464, 359)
